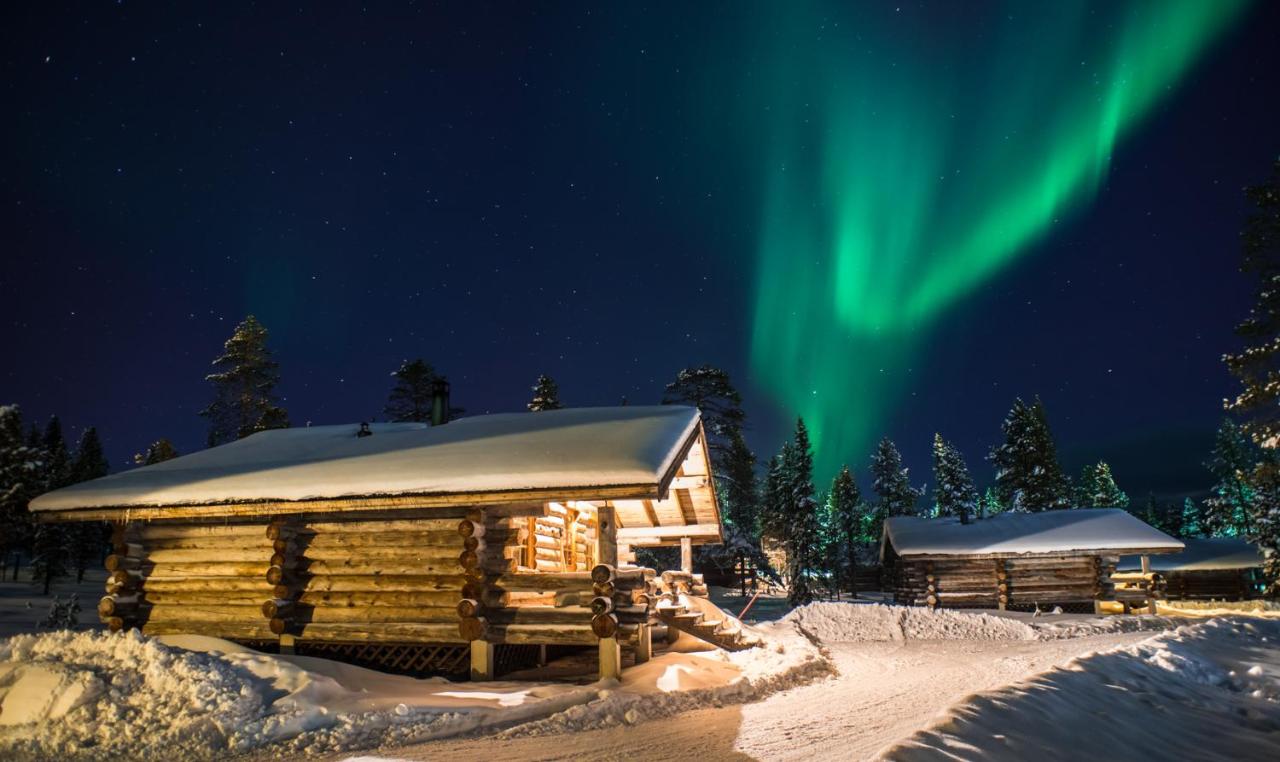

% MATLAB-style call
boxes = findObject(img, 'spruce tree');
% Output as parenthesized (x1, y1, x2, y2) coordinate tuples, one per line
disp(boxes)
(1076, 461, 1129, 508)
(1223, 160, 1280, 449)
(978, 487, 1005, 519)
(932, 434, 978, 524)
(200, 315, 289, 445)
(870, 437, 921, 518)
(1203, 419, 1259, 537)
(1246, 458, 1280, 595)
(782, 419, 820, 607)
(827, 465, 864, 595)
(527, 374, 563, 412)
(0, 406, 43, 581)
(719, 429, 760, 537)
(989, 397, 1071, 512)
(661, 365, 746, 465)
(385, 358, 442, 423)
(1180, 497, 1203, 537)
(67, 428, 109, 582)
(134, 439, 179, 466)
(41, 417, 71, 490)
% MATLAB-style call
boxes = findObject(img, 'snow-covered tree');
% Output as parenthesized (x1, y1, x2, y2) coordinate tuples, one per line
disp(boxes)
(385, 358, 460, 423)
(977, 487, 1005, 520)
(0, 405, 43, 581)
(661, 365, 746, 465)
(1076, 461, 1129, 509)
(1203, 419, 1260, 537)
(1224, 160, 1280, 449)
(871, 437, 921, 518)
(826, 465, 865, 594)
(1245, 458, 1280, 595)
(134, 438, 178, 466)
(782, 419, 821, 607)
(932, 434, 978, 524)
(989, 397, 1071, 512)
(1180, 497, 1203, 537)
(719, 429, 760, 538)
(41, 417, 71, 491)
(527, 374, 562, 412)
(200, 316, 289, 446)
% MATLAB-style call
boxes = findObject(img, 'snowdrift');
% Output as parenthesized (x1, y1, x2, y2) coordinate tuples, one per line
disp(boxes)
(884, 617, 1280, 761)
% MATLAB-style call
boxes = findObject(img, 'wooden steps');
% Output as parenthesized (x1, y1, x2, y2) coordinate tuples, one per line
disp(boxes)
(657, 600, 759, 652)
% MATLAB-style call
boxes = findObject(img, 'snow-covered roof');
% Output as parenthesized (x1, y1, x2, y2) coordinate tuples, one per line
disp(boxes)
(1117, 537, 1265, 572)
(30, 406, 707, 519)
(881, 509, 1184, 560)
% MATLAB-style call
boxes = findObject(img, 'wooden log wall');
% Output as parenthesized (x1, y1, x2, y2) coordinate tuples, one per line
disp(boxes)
(267, 510, 477, 643)
(523, 504, 596, 573)
(99, 504, 653, 657)
(893, 553, 1119, 610)
(100, 521, 276, 640)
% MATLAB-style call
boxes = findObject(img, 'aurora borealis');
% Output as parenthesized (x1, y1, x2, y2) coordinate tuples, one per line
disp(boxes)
(749, 1, 1249, 478)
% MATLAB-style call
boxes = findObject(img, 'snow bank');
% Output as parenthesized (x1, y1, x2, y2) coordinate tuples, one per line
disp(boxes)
(785, 602, 1039, 642)
(883, 508, 1183, 558)
(0, 630, 592, 760)
(882, 617, 1280, 761)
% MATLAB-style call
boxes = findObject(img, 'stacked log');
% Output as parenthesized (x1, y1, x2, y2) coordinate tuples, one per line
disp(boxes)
(100, 521, 276, 638)
(658, 570, 708, 597)
(264, 512, 476, 642)
(1005, 557, 1101, 606)
(893, 554, 1117, 610)
(1163, 569, 1262, 601)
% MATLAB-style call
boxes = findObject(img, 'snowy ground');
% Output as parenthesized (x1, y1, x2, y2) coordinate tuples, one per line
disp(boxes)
(1, 595, 1277, 761)
(0, 570, 107, 640)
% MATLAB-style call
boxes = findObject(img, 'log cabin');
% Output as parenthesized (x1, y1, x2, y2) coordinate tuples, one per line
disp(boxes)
(28, 405, 724, 680)
(1118, 537, 1267, 602)
(881, 509, 1183, 612)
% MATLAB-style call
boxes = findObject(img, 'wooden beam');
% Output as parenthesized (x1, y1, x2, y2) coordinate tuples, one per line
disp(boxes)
(598, 636, 621, 681)
(617, 523, 722, 540)
(597, 504, 618, 567)
(680, 537, 693, 574)
(668, 476, 710, 491)
(35, 484, 668, 523)
(634, 624, 652, 664)
(470, 640, 494, 681)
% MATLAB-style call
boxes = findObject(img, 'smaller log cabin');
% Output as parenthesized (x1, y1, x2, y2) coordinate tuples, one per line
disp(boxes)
(1119, 538, 1267, 601)
(28, 405, 722, 680)
(881, 509, 1183, 612)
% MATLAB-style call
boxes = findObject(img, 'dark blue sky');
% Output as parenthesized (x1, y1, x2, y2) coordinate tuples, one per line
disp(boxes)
(3, 2, 1278, 504)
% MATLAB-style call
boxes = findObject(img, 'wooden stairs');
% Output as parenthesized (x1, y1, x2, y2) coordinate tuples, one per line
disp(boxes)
(656, 598, 761, 652)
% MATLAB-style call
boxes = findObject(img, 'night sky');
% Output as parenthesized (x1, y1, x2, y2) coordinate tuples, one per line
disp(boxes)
(3, 2, 1279, 504)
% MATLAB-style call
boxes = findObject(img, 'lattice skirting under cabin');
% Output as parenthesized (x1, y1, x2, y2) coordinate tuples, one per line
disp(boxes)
(290, 642, 472, 677)
(225, 641, 572, 679)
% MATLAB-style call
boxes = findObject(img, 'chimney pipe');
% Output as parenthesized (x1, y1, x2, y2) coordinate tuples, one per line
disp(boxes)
(430, 378, 451, 426)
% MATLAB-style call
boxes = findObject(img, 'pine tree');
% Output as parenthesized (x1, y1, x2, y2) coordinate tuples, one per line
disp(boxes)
(932, 434, 978, 524)
(41, 417, 71, 490)
(1177, 496, 1198, 540)
(0, 405, 44, 582)
(827, 465, 864, 595)
(782, 419, 820, 607)
(134, 439, 179, 466)
(1224, 160, 1280, 449)
(67, 428, 109, 583)
(989, 397, 1071, 512)
(200, 315, 289, 445)
(661, 365, 746, 466)
(385, 358, 443, 423)
(527, 375, 563, 412)
(30, 521, 67, 596)
(1246, 458, 1280, 595)
(1076, 461, 1129, 508)
(719, 429, 760, 537)
(871, 437, 921, 518)
(1203, 419, 1260, 537)
(977, 487, 1005, 519)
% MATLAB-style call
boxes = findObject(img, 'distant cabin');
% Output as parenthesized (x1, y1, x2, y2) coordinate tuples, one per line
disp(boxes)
(29, 406, 724, 679)
(881, 509, 1184, 612)
(1119, 537, 1267, 602)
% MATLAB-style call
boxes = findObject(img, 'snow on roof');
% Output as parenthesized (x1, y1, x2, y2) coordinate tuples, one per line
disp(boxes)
(30, 406, 702, 513)
(1117, 537, 1266, 572)
(882, 509, 1184, 560)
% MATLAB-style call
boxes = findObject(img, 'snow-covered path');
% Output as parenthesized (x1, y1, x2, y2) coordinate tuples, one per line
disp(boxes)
(348, 633, 1153, 762)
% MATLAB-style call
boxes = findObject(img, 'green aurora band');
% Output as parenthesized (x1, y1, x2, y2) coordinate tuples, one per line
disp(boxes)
(749, 1, 1248, 479)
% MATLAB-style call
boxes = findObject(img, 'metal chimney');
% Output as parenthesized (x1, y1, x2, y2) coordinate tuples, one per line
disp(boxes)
(430, 378, 451, 426)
